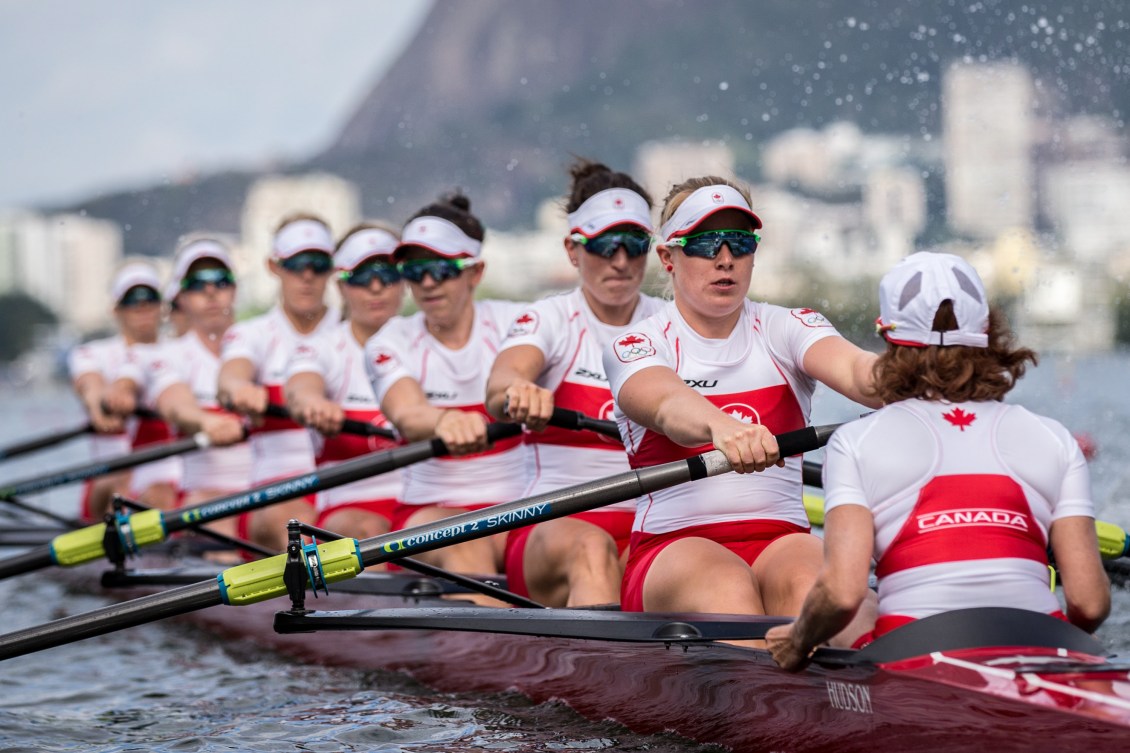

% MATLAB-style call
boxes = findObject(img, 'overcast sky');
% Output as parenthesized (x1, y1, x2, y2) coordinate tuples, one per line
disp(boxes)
(0, 0, 432, 209)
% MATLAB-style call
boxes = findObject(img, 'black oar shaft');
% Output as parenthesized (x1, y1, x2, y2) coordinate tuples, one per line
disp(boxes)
(0, 424, 92, 461)
(0, 580, 222, 659)
(262, 404, 396, 440)
(0, 435, 207, 499)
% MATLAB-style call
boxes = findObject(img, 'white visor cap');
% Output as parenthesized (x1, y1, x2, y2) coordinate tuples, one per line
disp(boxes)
(111, 262, 162, 304)
(659, 184, 763, 242)
(566, 188, 653, 238)
(172, 238, 233, 286)
(394, 216, 482, 260)
(877, 251, 990, 348)
(272, 219, 334, 260)
(335, 228, 399, 271)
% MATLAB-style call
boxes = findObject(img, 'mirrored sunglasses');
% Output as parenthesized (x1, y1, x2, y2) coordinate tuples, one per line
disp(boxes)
(668, 229, 760, 259)
(278, 251, 333, 275)
(117, 285, 161, 308)
(569, 231, 652, 259)
(341, 261, 401, 287)
(396, 258, 478, 284)
(181, 267, 235, 292)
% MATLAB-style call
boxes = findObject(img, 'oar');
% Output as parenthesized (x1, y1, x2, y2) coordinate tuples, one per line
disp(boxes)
(796, 461, 1130, 560)
(0, 422, 93, 461)
(261, 403, 396, 440)
(0, 422, 841, 659)
(0, 408, 597, 580)
(0, 433, 214, 501)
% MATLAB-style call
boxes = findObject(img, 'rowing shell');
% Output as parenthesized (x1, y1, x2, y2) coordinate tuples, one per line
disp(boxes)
(51, 552, 1130, 753)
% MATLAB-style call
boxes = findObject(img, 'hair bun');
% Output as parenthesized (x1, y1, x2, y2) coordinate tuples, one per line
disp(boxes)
(569, 158, 612, 185)
(442, 192, 472, 213)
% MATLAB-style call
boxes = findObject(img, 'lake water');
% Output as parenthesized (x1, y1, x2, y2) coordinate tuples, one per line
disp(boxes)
(1, 351, 1129, 752)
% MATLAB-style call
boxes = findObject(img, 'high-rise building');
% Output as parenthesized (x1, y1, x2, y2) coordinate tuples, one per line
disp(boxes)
(943, 62, 1035, 239)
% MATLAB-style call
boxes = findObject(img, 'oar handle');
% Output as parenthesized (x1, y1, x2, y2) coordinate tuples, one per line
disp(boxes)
(0, 423, 93, 461)
(546, 408, 620, 439)
(262, 404, 396, 440)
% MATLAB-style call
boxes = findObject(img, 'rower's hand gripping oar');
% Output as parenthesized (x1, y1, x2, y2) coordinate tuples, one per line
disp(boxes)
(261, 403, 397, 440)
(0, 422, 840, 660)
(0, 408, 600, 580)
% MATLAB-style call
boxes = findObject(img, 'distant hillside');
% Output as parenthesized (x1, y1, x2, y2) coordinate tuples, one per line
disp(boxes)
(65, 0, 1130, 255)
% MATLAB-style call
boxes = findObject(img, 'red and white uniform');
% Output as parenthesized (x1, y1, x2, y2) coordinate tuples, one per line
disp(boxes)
(220, 305, 339, 485)
(501, 288, 664, 501)
(365, 300, 527, 513)
(824, 399, 1092, 636)
(605, 300, 837, 534)
(119, 333, 251, 493)
(69, 336, 182, 496)
(286, 321, 401, 520)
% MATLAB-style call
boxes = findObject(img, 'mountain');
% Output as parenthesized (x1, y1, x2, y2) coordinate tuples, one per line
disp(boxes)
(66, 0, 1130, 255)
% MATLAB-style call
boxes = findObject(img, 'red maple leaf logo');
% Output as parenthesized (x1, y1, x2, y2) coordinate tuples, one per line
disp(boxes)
(618, 335, 644, 346)
(942, 407, 976, 431)
(515, 313, 534, 324)
(374, 353, 393, 365)
(796, 308, 816, 315)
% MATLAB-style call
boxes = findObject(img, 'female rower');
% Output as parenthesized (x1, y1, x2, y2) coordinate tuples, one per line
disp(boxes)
(285, 223, 405, 540)
(365, 193, 526, 580)
(217, 214, 340, 550)
(107, 238, 250, 527)
(68, 262, 178, 519)
(767, 252, 1110, 670)
(602, 176, 880, 634)
(485, 159, 663, 606)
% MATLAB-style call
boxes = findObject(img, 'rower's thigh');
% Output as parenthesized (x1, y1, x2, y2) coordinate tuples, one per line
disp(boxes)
(643, 537, 760, 614)
(524, 518, 619, 587)
(750, 533, 823, 615)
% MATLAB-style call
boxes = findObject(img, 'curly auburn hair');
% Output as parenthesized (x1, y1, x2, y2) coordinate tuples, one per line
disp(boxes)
(871, 301, 1038, 403)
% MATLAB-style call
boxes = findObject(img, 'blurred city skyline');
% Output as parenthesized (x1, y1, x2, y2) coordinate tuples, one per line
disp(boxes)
(0, 0, 432, 208)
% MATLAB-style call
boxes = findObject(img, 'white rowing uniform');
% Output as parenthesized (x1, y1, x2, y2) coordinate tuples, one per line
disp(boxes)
(604, 299, 838, 534)
(220, 305, 339, 485)
(285, 320, 401, 514)
(501, 288, 663, 504)
(118, 332, 252, 493)
(365, 299, 528, 508)
(823, 399, 1092, 627)
(70, 335, 182, 493)
(67, 336, 131, 460)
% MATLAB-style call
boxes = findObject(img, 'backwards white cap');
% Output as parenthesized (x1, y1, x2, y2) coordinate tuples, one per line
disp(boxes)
(877, 251, 989, 348)
(566, 188, 653, 238)
(335, 227, 399, 271)
(659, 184, 763, 242)
(394, 216, 482, 260)
(272, 218, 334, 260)
(111, 262, 162, 304)
(172, 238, 233, 285)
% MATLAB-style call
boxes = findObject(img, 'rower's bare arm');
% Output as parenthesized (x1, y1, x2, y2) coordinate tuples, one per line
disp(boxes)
(767, 505, 875, 671)
(103, 376, 139, 417)
(156, 383, 243, 446)
(485, 344, 552, 430)
(382, 377, 488, 454)
(74, 372, 123, 433)
(802, 337, 882, 410)
(1050, 515, 1111, 633)
(285, 372, 343, 435)
(618, 366, 781, 473)
(216, 357, 266, 417)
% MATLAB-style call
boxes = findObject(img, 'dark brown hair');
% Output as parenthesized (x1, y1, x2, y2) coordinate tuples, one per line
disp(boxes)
(564, 158, 652, 213)
(871, 301, 1037, 403)
(409, 192, 484, 241)
(335, 221, 400, 253)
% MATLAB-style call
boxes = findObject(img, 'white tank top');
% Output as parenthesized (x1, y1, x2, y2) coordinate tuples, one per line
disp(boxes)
(604, 300, 837, 534)
(824, 399, 1093, 621)
(67, 336, 133, 459)
(365, 300, 528, 506)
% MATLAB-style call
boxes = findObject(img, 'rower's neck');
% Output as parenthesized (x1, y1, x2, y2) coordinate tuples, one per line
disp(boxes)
(350, 319, 382, 347)
(427, 305, 475, 349)
(581, 288, 639, 327)
(674, 297, 743, 340)
(282, 303, 329, 335)
(192, 327, 225, 357)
